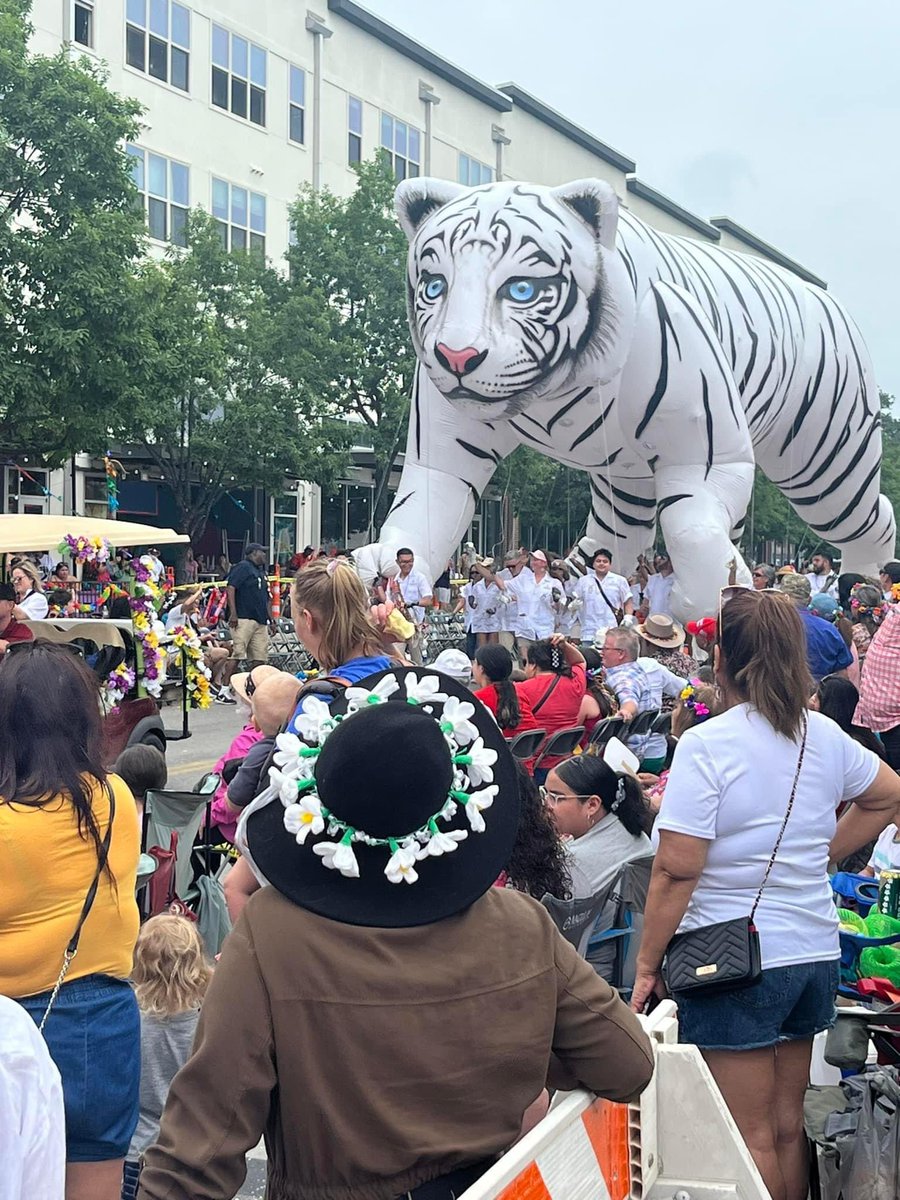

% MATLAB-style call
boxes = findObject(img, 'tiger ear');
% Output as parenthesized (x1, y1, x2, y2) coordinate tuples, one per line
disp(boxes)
(395, 178, 467, 241)
(550, 179, 619, 251)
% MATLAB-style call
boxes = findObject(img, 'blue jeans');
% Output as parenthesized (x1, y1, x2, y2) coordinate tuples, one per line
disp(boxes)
(676, 959, 839, 1051)
(18, 973, 140, 1161)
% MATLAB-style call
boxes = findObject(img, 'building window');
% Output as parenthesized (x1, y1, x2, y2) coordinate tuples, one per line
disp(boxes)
(380, 113, 420, 181)
(288, 66, 305, 144)
(211, 25, 266, 127)
(5, 467, 50, 515)
(272, 491, 299, 566)
(459, 154, 493, 187)
(73, 0, 93, 47)
(348, 95, 362, 165)
(125, 0, 190, 91)
(126, 145, 190, 246)
(212, 178, 266, 255)
(84, 475, 109, 520)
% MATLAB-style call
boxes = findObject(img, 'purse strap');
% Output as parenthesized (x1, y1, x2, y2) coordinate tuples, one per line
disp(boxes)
(594, 578, 623, 625)
(40, 782, 116, 1032)
(749, 718, 807, 923)
(531, 673, 562, 715)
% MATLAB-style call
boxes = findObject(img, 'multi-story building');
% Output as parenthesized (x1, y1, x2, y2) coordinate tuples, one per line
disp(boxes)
(22, 0, 825, 562)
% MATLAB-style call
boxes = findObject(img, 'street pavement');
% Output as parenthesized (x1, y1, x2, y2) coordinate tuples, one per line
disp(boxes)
(162, 696, 245, 789)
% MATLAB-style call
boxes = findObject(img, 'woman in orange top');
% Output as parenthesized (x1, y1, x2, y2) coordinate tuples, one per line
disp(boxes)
(0, 642, 140, 1200)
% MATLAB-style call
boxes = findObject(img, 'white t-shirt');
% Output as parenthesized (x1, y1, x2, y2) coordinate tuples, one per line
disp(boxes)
(499, 567, 536, 638)
(869, 824, 900, 878)
(16, 591, 49, 620)
(806, 572, 838, 599)
(397, 568, 432, 624)
(644, 572, 675, 618)
(573, 571, 632, 641)
(656, 705, 881, 969)
(518, 574, 559, 640)
(0, 996, 65, 1200)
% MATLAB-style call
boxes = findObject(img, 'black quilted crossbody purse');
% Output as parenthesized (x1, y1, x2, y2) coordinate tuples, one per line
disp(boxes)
(664, 718, 808, 996)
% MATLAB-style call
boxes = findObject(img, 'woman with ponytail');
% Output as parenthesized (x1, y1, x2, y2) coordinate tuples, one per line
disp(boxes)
(516, 635, 588, 780)
(543, 755, 652, 979)
(472, 645, 539, 739)
(632, 588, 900, 1200)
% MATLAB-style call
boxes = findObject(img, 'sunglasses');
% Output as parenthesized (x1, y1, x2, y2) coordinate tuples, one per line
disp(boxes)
(244, 670, 260, 698)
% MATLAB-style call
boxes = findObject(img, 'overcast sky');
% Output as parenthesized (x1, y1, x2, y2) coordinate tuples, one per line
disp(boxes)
(367, 0, 900, 401)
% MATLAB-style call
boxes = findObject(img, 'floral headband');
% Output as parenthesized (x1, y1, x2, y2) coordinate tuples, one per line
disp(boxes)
(849, 583, 886, 621)
(269, 673, 498, 885)
(892, 583, 900, 604)
(679, 679, 711, 721)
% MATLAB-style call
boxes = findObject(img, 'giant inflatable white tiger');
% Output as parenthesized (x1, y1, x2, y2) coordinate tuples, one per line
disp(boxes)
(354, 178, 896, 619)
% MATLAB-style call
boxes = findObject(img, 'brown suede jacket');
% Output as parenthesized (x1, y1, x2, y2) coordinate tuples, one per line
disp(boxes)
(137, 885, 654, 1200)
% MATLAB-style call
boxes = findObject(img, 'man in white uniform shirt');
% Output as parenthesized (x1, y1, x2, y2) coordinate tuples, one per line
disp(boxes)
(643, 554, 676, 618)
(494, 551, 534, 663)
(805, 551, 839, 600)
(392, 547, 432, 664)
(573, 548, 634, 645)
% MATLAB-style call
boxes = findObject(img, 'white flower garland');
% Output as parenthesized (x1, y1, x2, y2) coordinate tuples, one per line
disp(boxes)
(272, 672, 498, 885)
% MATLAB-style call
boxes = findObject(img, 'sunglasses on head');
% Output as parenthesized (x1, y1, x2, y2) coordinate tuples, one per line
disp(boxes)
(245, 670, 260, 698)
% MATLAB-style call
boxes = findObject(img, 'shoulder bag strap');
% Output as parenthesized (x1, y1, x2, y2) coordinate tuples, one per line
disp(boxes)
(749, 718, 807, 923)
(531, 673, 562, 715)
(594, 578, 623, 626)
(40, 782, 116, 1032)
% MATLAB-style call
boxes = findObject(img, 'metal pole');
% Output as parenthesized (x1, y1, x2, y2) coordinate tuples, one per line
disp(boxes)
(305, 14, 333, 191)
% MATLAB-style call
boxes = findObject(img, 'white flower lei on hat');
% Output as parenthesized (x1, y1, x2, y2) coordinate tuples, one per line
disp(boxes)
(270, 673, 498, 885)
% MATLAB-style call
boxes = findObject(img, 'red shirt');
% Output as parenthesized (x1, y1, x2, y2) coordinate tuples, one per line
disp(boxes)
(515, 664, 587, 768)
(473, 684, 539, 739)
(0, 615, 34, 646)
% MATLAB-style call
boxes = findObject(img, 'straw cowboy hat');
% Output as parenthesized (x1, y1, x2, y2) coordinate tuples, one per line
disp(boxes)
(636, 613, 686, 649)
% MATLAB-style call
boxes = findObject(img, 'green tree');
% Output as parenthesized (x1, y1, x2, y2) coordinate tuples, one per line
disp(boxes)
(287, 155, 414, 528)
(0, 0, 145, 458)
(117, 213, 350, 563)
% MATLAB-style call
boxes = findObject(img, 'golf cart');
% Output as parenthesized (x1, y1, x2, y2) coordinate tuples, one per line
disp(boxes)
(2, 513, 191, 764)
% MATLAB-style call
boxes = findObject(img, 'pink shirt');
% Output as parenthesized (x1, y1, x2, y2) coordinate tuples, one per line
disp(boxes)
(209, 724, 264, 843)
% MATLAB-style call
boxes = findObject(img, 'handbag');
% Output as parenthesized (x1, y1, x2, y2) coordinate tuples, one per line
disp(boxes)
(664, 718, 807, 996)
(594, 578, 624, 626)
(40, 783, 116, 1031)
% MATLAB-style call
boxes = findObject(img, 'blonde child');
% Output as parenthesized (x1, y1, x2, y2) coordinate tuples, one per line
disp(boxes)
(122, 916, 212, 1200)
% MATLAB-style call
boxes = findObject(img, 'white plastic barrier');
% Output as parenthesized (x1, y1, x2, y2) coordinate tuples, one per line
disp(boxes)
(459, 1002, 770, 1200)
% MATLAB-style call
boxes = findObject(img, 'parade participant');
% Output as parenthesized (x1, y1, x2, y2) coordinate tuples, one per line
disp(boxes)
(752, 564, 776, 590)
(454, 566, 480, 658)
(805, 551, 838, 599)
(137, 667, 653, 1200)
(11, 559, 48, 620)
(638, 552, 676, 618)
(391, 547, 433, 665)
(140, 548, 165, 586)
(472, 644, 540, 740)
(470, 563, 503, 647)
(0, 581, 34, 652)
(513, 550, 560, 656)
(51, 561, 72, 587)
(226, 544, 271, 671)
(779, 572, 852, 683)
(2, 643, 140, 1200)
(494, 551, 532, 661)
(633, 588, 900, 1200)
(572, 548, 633, 645)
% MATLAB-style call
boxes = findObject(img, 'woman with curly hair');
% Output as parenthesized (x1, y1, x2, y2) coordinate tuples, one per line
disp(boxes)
(501, 764, 571, 900)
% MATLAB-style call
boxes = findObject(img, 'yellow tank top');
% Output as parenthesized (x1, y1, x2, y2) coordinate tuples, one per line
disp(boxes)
(0, 773, 140, 998)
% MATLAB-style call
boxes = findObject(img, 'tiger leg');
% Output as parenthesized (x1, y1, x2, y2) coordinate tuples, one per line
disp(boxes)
(618, 282, 755, 621)
(564, 471, 656, 582)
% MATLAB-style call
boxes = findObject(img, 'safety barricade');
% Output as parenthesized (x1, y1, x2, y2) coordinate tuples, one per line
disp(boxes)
(460, 1002, 769, 1200)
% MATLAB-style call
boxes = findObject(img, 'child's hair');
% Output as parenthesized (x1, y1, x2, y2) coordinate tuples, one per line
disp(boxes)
(292, 559, 383, 669)
(114, 744, 168, 800)
(47, 587, 73, 608)
(474, 644, 521, 729)
(671, 682, 724, 739)
(526, 637, 572, 677)
(132, 915, 213, 1016)
(250, 671, 303, 737)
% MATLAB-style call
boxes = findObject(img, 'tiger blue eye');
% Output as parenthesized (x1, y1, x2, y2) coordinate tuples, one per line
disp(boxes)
(423, 276, 446, 300)
(505, 280, 536, 302)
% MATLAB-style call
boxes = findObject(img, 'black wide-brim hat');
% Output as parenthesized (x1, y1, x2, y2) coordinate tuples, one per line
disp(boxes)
(245, 666, 520, 928)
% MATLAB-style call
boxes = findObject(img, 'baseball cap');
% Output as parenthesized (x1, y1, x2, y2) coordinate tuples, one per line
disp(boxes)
(779, 572, 811, 602)
(431, 648, 472, 682)
(0, 582, 16, 602)
(245, 543, 266, 555)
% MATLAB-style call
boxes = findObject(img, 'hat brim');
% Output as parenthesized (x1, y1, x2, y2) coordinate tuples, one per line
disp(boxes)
(636, 624, 686, 649)
(245, 666, 520, 928)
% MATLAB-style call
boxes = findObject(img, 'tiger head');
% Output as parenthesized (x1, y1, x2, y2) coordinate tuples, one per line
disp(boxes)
(395, 178, 635, 418)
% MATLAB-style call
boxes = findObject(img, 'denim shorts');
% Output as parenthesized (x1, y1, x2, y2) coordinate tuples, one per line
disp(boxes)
(676, 959, 839, 1052)
(17, 973, 140, 1161)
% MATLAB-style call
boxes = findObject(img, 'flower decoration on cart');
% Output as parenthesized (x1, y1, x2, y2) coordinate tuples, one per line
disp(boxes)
(58, 534, 111, 565)
(167, 623, 213, 709)
(271, 672, 498, 884)
(103, 663, 137, 710)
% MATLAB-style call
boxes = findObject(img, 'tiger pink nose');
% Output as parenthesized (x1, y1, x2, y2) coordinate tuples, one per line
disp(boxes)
(435, 343, 487, 376)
